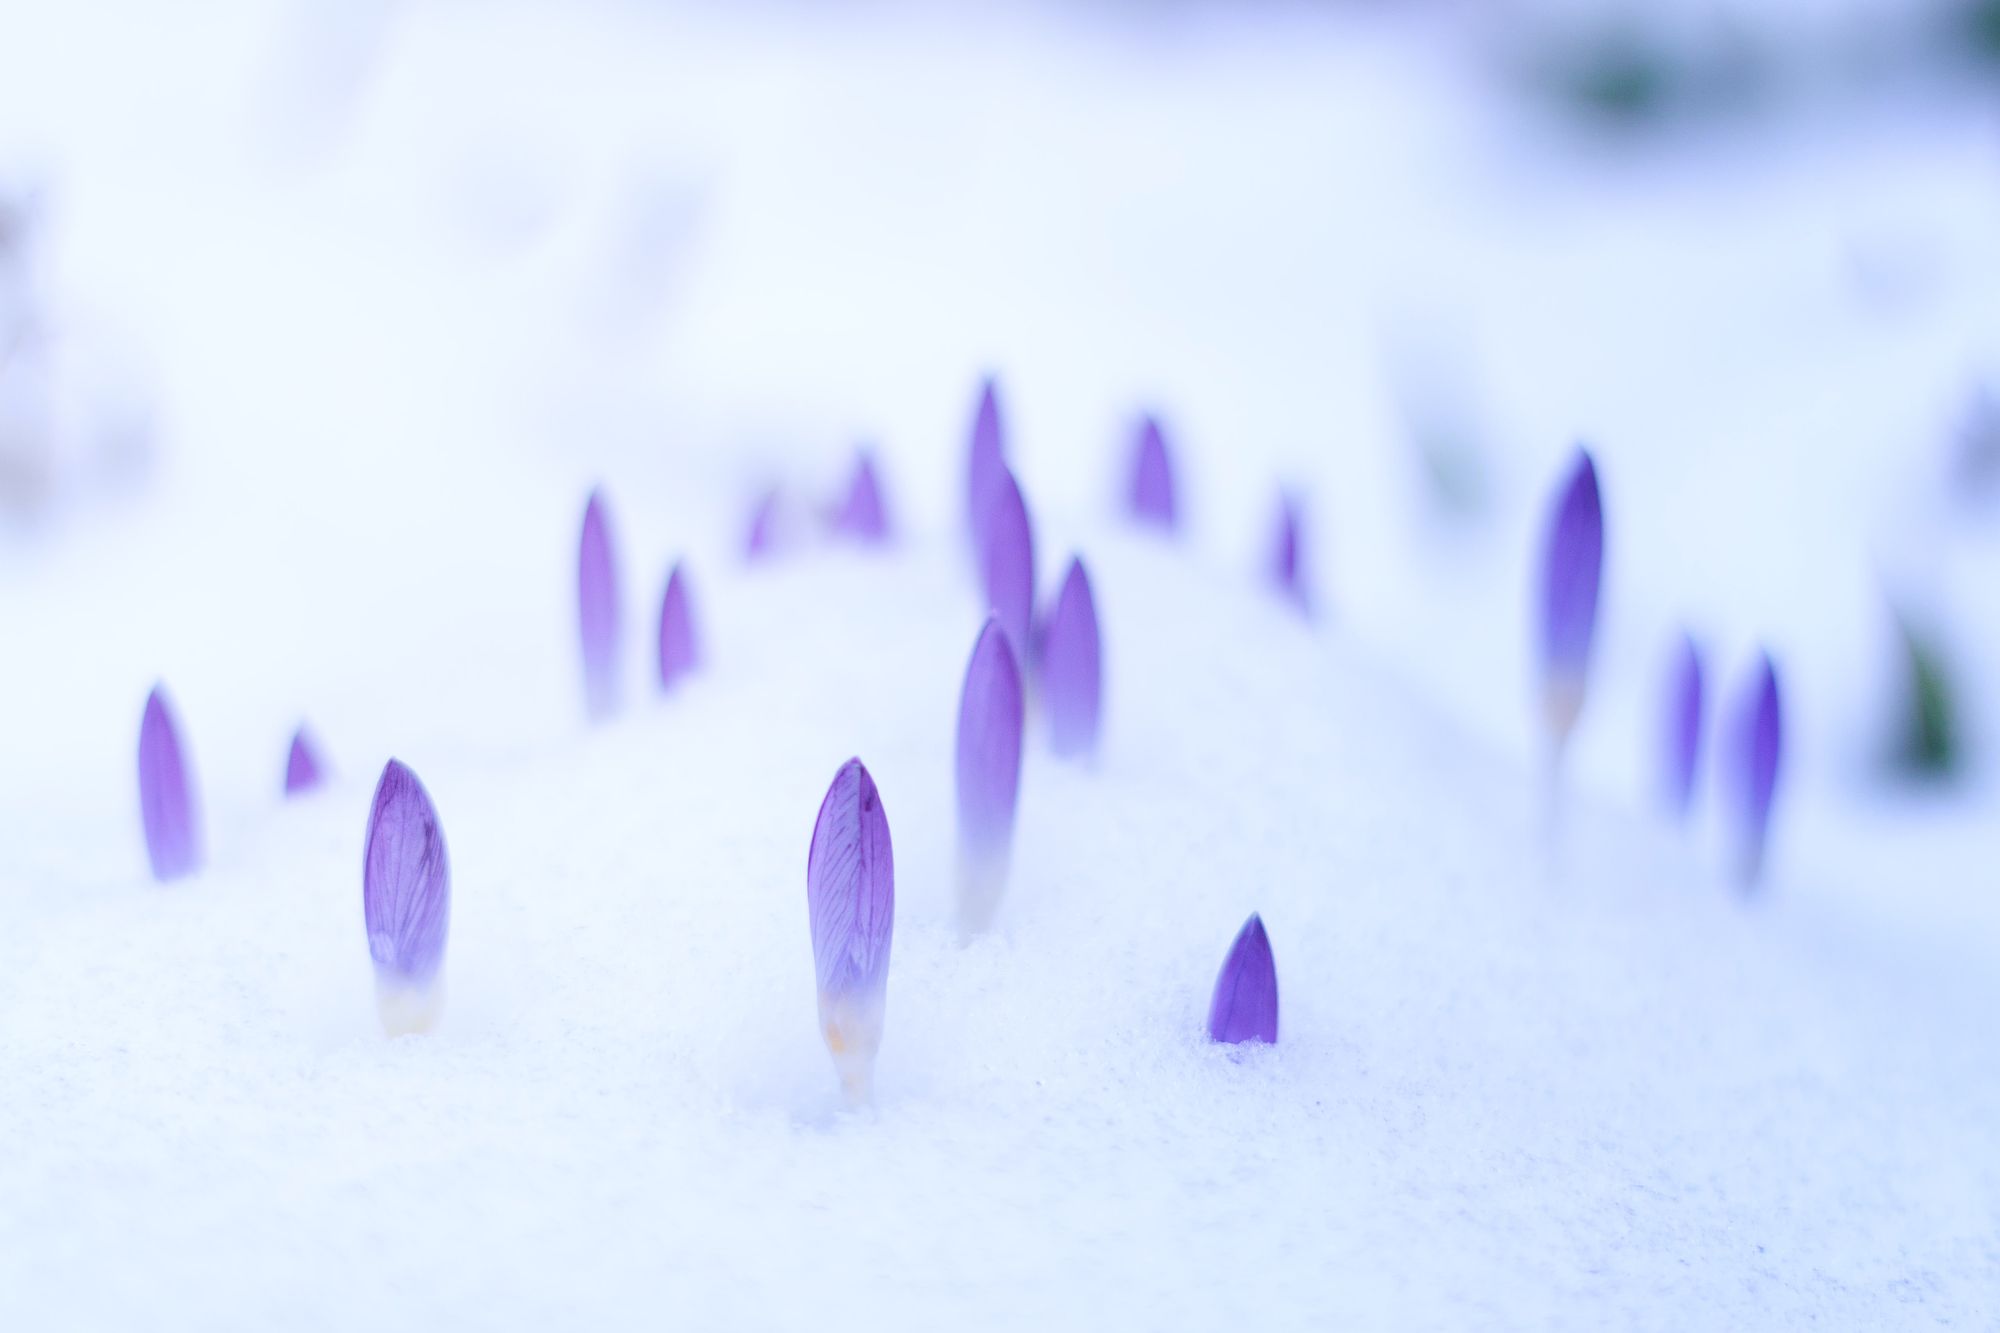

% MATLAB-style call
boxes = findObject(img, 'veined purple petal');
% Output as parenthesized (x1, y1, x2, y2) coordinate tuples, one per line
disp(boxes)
(285, 725, 327, 797)
(955, 618, 1024, 934)
(137, 685, 201, 882)
(1662, 633, 1703, 819)
(745, 488, 779, 561)
(980, 466, 1035, 657)
(657, 559, 700, 690)
(1128, 414, 1178, 530)
(578, 487, 622, 722)
(1208, 913, 1278, 1045)
(363, 760, 451, 1031)
(967, 376, 1005, 555)
(833, 449, 890, 542)
(1042, 556, 1102, 759)
(1732, 652, 1783, 889)
(1537, 447, 1603, 745)
(807, 758, 895, 1100)
(1269, 491, 1309, 614)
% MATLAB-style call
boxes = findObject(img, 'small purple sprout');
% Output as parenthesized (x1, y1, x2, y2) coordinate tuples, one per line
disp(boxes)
(745, 488, 780, 562)
(137, 684, 202, 882)
(657, 559, 700, 691)
(832, 448, 890, 542)
(285, 725, 327, 797)
(1041, 556, 1102, 760)
(980, 466, 1036, 658)
(1269, 491, 1309, 615)
(578, 487, 623, 722)
(1537, 447, 1603, 751)
(955, 617, 1024, 935)
(967, 376, 1005, 556)
(806, 757, 895, 1103)
(1128, 414, 1178, 530)
(1731, 652, 1783, 890)
(1208, 914, 1278, 1045)
(363, 759, 451, 1035)
(1662, 633, 1703, 819)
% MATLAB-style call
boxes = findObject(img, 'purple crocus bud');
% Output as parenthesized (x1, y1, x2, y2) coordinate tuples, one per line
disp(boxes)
(363, 759, 451, 1035)
(967, 376, 1005, 555)
(1731, 652, 1783, 889)
(1269, 491, 1309, 615)
(657, 559, 700, 691)
(1042, 556, 1102, 759)
(833, 448, 890, 542)
(1537, 447, 1603, 750)
(1661, 633, 1703, 819)
(137, 684, 202, 882)
(1128, 414, 1178, 530)
(980, 466, 1035, 657)
(955, 618, 1024, 935)
(577, 487, 622, 722)
(284, 725, 327, 797)
(745, 488, 780, 562)
(1208, 913, 1278, 1045)
(806, 757, 895, 1103)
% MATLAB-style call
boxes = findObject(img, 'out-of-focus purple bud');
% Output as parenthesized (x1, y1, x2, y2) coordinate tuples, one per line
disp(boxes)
(832, 448, 890, 542)
(980, 466, 1035, 657)
(657, 559, 700, 691)
(578, 487, 622, 722)
(1042, 556, 1102, 760)
(1128, 414, 1178, 530)
(967, 376, 1005, 555)
(1269, 491, 1309, 615)
(362, 759, 451, 1035)
(138, 684, 202, 882)
(745, 488, 779, 561)
(1731, 652, 1783, 889)
(1208, 913, 1278, 1045)
(955, 618, 1024, 935)
(1537, 447, 1603, 748)
(1662, 633, 1703, 819)
(285, 725, 327, 797)
(806, 757, 895, 1102)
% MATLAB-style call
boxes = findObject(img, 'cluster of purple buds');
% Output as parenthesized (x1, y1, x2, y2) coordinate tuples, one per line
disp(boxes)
(362, 759, 452, 1035)
(806, 757, 895, 1102)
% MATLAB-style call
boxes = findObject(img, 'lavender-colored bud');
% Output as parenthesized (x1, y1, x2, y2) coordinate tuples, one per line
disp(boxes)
(745, 488, 779, 561)
(577, 487, 622, 722)
(657, 560, 700, 691)
(362, 759, 451, 1034)
(806, 757, 895, 1102)
(137, 684, 202, 882)
(1731, 652, 1783, 889)
(1661, 633, 1703, 819)
(980, 466, 1036, 657)
(833, 448, 890, 542)
(1269, 491, 1309, 614)
(967, 376, 1005, 555)
(1208, 913, 1278, 1045)
(285, 725, 327, 797)
(1042, 556, 1102, 759)
(1537, 447, 1603, 748)
(1128, 414, 1178, 530)
(955, 618, 1024, 935)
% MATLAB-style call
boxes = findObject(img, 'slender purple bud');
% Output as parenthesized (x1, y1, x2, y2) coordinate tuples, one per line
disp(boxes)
(1662, 633, 1703, 819)
(577, 488, 622, 722)
(1270, 491, 1309, 615)
(833, 449, 890, 542)
(657, 560, 700, 690)
(980, 466, 1035, 657)
(363, 759, 451, 1034)
(285, 725, 327, 797)
(745, 488, 779, 561)
(1128, 414, 1178, 530)
(1208, 913, 1278, 1045)
(1537, 447, 1603, 748)
(967, 377, 1005, 555)
(955, 618, 1024, 934)
(1730, 652, 1783, 889)
(806, 757, 895, 1102)
(137, 685, 201, 882)
(1042, 556, 1102, 759)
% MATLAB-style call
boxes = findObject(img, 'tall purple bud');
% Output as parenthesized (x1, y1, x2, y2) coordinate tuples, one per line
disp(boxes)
(955, 618, 1024, 935)
(967, 377, 1005, 556)
(1661, 633, 1704, 819)
(285, 725, 327, 797)
(1128, 414, 1178, 530)
(981, 466, 1035, 658)
(1270, 491, 1309, 615)
(577, 487, 622, 722)
(1536, 447, 1603, 751)
(362, 759, 451, 1035)
(1730, 652, 1783, 889)
(657, 559, 700, 691)
(833, 449, 890, 542)
(137, 684, 202, 882)
(806, 758, 895, 1103)
(1042, 556, 1102, 760)
(1208, 913, 1278, 1045)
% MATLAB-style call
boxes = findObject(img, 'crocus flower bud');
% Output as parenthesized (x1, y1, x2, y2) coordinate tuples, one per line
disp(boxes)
(362, 759, 451, 1035)
(1730, 652, 1783, 889)
(577, 487, 622, 722)
(967, 377, 1005, 555)
(745, 488, 779, 561)
(1537, 447, 1603, 751)
(833, 448, 890, 542)
(1041, 556, 1102, 760)
(657, 560, 699, 691)
(1128, 414, 1178, 530)
(1661, 633, 1703, 818)
(955, 618, 1024, 935)
(1269, 491, 1309, 615)
(138, 684, 202, 882)
(285, 725, 327, 797)
(980, 466, 1035, 659)
(806, 757, 895, 1103)
(1208, 914, 1278, 1045)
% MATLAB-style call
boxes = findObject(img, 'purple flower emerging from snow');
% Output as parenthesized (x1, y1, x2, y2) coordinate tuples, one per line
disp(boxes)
(1537, 447, 1603, 748)
(363, 759, 451, 1034)
(967, 377, 1005, 555)
(1208, 914, 1278, 1045)
(1128, 414, 1178, 530)
(1662, 633, 1704, 819)
(807, 757, 895, 1102)
(138, 685, 201, 882)
(657, 560, 699, 691)
(578, 487, 622, 722)
(981, 466, 1036, 657)
(1731, 652, 1783, 889)
(1270, 491, 1309, 614)
(833, 449, 890, 542)
(285, 725, 327, 797)
(1042, 556, 1102, 760)
(955, 618, 1024, 935)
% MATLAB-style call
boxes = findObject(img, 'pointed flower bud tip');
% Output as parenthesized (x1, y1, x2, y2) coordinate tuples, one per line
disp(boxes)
(955, 618, 1024, 934)
(285, 725, 327, 797)
(138, 685, 202, 882)
(578, 487, 622, 722)
(967, 376, 1005, 550)
(1662, 633, 1703, 817)
(1538, 447, 1603, 745)
(807, 758, 895, 1102)
(1270, 492, 1309, 613)
(833, 449, 890, 542)
(1129, 414, 1178, 529)
(363, 759, 451, 1031)
(1732, 652, 1783, 889)
(657, 560, 700, 690)
(1042, 556, 1102, 759)
(1208, 913, 1278, 1045)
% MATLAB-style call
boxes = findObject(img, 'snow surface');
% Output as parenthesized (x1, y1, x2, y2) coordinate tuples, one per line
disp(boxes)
(1, 1, 1997, 1328)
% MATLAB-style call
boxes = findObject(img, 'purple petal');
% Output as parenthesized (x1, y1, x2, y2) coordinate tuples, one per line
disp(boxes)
(1269, 491, 1309, 614)
(807, 758, 895, 1099)
(955, 618, 1024, 933)
(979, 466, 1035, 658)
(1537, 447, 1603, 745)
(1128, 414, 1178, 530)
(745, 487, 779, 561)
(578, 487, 622, 722)
(1732, 652, 1783, 888)
(284, 725, 327, 797)
(1208, 913, 1278, 1045)
(833, 449, 890, 542)
(1042, 556, 1102, 759)
(137, 685, 201, 882)
(1662, 633, 1703, 819)
(967, 376, 1005, 555)
(657, 560, 700, 690)
(363, 759, 451, 995)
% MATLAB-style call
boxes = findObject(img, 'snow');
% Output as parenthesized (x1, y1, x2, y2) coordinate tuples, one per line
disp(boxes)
(1, 1, 1996, 1328)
